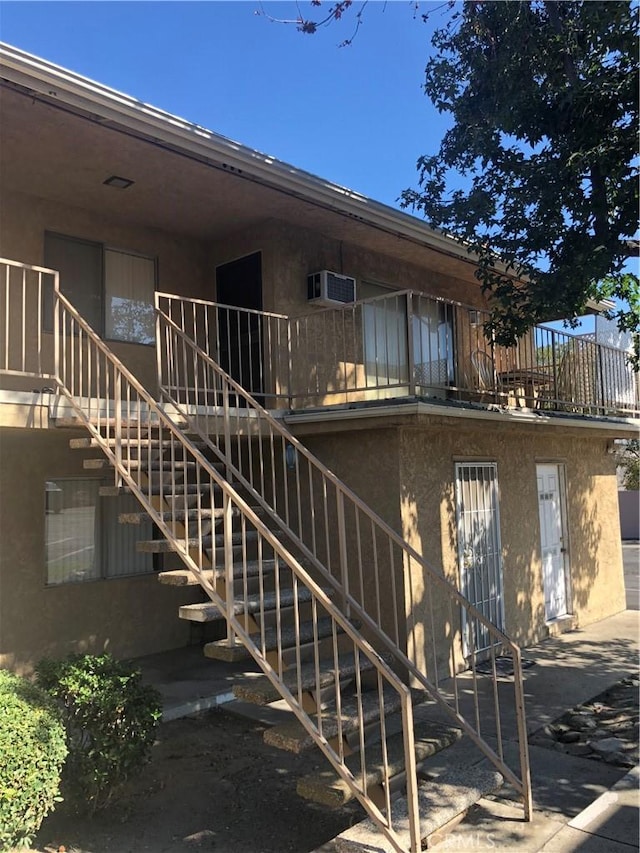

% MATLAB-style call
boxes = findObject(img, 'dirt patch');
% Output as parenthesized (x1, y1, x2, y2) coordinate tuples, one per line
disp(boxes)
(33, 708, 363, 853)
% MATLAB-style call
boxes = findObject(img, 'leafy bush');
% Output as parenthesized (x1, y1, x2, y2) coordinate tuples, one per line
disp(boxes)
(0, 670, 67, 850)
(36, 653, 162, 813)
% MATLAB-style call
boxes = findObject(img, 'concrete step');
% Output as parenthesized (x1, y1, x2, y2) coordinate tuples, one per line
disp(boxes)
(232, 651, 383, 706)
(100, 482, 221, 498)
(203, 616, 352, 662)
(137, 529, 278, 553)
(83, 458, 224, 473)
(119, 508, 229, 525)
(264, 686, 424, 754)
(334, 766, 503, 852)
(297, 718, 462, 807)
(178, 585, 327, 623)
(158, 559, 277, 586)
(69, 436, 208, 452)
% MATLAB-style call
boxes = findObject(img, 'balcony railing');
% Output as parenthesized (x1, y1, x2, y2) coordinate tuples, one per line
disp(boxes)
(0, 261, 636, 418)
(156, 290, 639, 418)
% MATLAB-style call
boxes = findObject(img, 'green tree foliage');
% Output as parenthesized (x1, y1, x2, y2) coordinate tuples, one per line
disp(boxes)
(616, 439, 640, 490)
(400, 1, 639, 358)
(275, 1, 639, 359)
(36, 653, 162, 813)
(0, 671, 67, 850)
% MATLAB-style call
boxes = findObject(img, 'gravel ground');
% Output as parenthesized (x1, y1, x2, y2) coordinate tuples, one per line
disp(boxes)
(528, 675, 639, 768)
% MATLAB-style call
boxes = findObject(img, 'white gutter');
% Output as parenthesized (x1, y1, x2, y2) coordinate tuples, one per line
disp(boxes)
(0, 42, 474, 266)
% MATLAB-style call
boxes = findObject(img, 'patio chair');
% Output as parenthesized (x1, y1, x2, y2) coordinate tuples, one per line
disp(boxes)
(470, 349, 499, 402)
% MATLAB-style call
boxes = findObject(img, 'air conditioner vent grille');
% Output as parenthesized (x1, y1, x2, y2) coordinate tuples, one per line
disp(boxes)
(307, 270, 356, 306)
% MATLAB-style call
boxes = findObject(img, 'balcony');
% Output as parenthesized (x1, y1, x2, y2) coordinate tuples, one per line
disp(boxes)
(1, 258, 638, 420)
(157, 290, 639, 420)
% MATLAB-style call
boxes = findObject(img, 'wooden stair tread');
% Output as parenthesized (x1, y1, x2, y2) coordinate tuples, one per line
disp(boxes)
(54, 417, 172, 429)
(119, 508, 228, 524)
(297, 719, 462, 807)
(233, 652, 384, 706)
(263, 686, 421, 754)
(158, 560, 277, 585)
(203, 616, 349, 661)
(179, 585, 328, 623)
(334, 766, 503, 852)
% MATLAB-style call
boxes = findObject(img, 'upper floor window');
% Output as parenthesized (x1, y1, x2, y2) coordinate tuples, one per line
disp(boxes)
(44, 232, 156, 345)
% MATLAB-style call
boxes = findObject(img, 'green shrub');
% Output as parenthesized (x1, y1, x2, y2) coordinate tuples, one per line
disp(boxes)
(0, 670, 67, 850)
(35, 653, 162, 813)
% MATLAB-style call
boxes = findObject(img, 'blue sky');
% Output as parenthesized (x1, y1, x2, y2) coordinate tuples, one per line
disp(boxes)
(0, 1, 453, 209)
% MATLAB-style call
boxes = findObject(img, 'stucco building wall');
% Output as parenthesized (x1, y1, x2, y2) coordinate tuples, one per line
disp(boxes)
(0, 427, 202, 674)
(397, 419, 626, 667)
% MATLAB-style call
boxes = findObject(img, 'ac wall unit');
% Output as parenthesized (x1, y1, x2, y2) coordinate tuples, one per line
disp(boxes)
(307, 270, 356, 306)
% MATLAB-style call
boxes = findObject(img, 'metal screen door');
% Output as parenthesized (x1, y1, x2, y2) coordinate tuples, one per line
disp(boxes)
(455, 462, 505, 655)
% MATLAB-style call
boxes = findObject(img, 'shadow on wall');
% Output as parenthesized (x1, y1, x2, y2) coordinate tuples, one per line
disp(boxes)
(400, 430, 624, 677)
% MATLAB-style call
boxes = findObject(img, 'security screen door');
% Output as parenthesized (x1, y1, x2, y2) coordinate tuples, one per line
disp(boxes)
(455, 462, 505, 655)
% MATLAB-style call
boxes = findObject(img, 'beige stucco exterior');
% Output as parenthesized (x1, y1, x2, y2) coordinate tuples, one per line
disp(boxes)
(286, 409, 627, 679)
(0, 50, 633, 675)
(0, 426, 203, 674)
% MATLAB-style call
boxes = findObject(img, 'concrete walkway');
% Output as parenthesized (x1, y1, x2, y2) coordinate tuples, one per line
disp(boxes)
(402, 609, 639, 853)
(136, 609, 638, 852)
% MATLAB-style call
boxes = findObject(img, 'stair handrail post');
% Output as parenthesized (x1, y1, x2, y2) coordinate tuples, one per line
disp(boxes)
(287, 315, 293, 408)
(511, 645, 533, 820)
(53, 270, 60, 389)
(401, 694, 421, 853)
(154, 291, 163, 399)
(336, 489, 351, 619)
(223, 489, 236, 648)
(114, 371, 123, 488)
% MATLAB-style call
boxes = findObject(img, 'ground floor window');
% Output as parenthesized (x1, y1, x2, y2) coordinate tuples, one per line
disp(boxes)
(45, 479, 153, 585)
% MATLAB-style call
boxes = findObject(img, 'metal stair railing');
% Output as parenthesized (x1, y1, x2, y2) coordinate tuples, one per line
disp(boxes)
(156, 305, 533, 821)
(51, 280, 423, 853)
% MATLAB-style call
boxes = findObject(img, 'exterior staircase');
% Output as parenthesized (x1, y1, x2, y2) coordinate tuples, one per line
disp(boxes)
(2, 259, 532, 853)
(70, 417, 506, 849)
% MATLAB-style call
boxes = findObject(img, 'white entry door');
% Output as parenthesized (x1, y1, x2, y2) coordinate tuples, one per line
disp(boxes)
(536, 464, 570, 620)
(455, 463, 505, 654)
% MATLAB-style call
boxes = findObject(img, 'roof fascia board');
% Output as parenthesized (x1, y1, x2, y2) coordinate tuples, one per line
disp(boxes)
(0, 42, 474, 264)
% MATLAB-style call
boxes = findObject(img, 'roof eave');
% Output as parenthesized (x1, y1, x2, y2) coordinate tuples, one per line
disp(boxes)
(0, 41, 474, 265)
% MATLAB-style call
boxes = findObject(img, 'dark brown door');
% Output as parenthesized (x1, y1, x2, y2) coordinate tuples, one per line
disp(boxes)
(215, 252, 263, 397)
